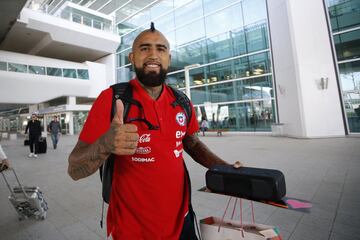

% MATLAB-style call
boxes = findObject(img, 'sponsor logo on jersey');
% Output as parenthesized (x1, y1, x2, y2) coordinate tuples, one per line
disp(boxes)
(132, 157, 155, 162)
(176, 141, 182, 147)
(174, 149, 183, 158)
(176, 131, 186, 139)
(136, 147, 151, 154)
(176, 112, 186, 126)
(139, 134, 151, 143)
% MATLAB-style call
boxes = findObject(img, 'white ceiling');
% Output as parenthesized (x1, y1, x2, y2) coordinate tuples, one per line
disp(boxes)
(35, 0, 157, 19)
(0, 0, 158, 111)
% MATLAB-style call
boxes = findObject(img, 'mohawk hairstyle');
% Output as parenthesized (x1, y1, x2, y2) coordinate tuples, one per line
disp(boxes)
(150, 22, 155, 31)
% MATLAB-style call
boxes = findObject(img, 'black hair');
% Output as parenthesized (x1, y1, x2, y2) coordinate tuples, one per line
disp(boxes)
(150, 22, 155, 31)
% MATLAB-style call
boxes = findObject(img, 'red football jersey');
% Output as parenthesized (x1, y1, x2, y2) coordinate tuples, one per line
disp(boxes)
(79, 79, 199, 239)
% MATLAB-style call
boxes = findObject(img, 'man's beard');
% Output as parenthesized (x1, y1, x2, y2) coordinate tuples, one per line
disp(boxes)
(135, 66, 167, 87)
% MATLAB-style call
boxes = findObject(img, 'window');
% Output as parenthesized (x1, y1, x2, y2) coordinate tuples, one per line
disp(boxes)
(242, 0, 267, 26)
(63, 68, 77, 78)
(83, 16, 92, 27)
(29, 65, 45, 75)
(0, 61, 6, 71)
(93, 20, 102, 30)
(8, 63, 27, 73)
(175, 19, 205, 46)
(334, 29, 360, 61)
(77, 69, 89, 79)
(204, 3, 243, 37)
(328, 0, 360, 32)
(47, 67, 62, 76)
(72, 13, 82, 24)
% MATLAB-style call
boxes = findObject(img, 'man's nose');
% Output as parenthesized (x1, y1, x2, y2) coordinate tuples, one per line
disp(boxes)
(147, 48, 159, 58)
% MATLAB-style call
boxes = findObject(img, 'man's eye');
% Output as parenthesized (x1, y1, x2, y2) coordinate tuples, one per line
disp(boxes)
(158, 48, 166, 52)
(140, 47, 149, 51)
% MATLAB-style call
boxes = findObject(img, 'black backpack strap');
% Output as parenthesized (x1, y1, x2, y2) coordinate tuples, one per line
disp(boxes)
(99, 83, 132, 228)
(99, 82, 133, 204)
(169, 86, 192, 125)
(111, 82, 133, 121)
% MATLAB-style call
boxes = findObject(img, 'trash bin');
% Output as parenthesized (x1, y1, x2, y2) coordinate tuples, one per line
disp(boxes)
(271, 123, 284, 137)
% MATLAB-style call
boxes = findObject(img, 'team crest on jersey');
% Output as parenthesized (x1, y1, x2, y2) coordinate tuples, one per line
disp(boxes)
(176, 112, 186, 126)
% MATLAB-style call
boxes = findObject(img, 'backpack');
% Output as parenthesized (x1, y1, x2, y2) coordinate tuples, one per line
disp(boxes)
(99, 82, 194, 227)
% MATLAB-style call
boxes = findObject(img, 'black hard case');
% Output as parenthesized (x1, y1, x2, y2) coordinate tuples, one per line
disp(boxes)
(38, 137, 47, 153)
(206, 165, 286, 201)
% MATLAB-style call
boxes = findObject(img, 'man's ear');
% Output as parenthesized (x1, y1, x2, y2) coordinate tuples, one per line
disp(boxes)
(128, 52, 134, 65)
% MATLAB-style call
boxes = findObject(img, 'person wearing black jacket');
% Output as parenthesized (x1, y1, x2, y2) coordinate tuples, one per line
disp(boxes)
(25, 114, 42, 158)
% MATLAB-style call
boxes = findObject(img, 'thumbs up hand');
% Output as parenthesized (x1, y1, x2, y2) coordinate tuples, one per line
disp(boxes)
(104, 99, 139, 155)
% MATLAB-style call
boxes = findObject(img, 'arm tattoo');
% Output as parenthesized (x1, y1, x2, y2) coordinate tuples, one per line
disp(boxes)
(183, 134, 229, 169)
(68, 129, 116, 180)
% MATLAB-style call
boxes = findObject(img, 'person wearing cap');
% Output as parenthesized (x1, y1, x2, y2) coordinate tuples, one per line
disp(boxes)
(25, 114, 42, 158)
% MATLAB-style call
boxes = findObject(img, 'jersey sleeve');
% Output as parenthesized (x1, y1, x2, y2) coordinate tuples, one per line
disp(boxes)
(79, 88, 113, 144)
(186, 102, 199, 136)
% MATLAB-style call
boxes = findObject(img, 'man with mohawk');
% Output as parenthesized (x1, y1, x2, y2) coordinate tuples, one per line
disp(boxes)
(68, 22, 241, 240)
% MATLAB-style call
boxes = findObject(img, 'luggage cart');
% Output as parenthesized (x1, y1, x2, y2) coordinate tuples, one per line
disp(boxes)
(1, 168, 48, 221)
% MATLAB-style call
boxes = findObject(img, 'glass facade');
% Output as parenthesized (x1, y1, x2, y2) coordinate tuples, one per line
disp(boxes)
(327, 0, 360, 133)
(116, 0, 275, 132)
(0, 60, 89, 80)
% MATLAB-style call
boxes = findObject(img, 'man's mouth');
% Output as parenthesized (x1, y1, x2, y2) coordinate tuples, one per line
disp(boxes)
(144, 62, 161, 70)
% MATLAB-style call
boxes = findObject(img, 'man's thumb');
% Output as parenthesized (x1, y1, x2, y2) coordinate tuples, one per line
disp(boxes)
(113, 99, 124, 125)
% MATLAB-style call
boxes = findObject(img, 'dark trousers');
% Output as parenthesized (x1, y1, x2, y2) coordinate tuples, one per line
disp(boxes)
(179, 211, 198, 240)
(29, 135, 39, 154)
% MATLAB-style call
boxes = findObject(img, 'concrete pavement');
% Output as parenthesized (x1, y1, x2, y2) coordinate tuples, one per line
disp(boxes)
(0, 134, 359, 240)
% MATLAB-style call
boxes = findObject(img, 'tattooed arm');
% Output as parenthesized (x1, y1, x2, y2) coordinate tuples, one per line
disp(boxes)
(68, 139, 110, 181)
(183, 134, 235, 169)
(68, 122, 138, 181)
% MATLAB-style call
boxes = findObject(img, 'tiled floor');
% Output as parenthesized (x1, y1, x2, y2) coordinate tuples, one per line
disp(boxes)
(0, 134, 359, 240)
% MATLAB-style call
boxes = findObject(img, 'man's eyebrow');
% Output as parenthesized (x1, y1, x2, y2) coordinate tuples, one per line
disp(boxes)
(138, 43, 168, 49)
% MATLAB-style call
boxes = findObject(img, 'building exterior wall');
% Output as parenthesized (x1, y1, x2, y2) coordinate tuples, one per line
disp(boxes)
(0, 50, 107, 103)
(267, 0, 345, 137)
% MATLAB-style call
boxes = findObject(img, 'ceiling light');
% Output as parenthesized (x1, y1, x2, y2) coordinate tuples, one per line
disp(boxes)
(253, 68, 264, 75)
(210, 77, 217, 82)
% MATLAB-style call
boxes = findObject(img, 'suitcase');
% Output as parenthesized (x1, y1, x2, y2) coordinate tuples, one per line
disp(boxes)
(1, 168, 48, 220)
(24, 135, 29, 146)
(206, 165, 286, 201)
(38, 137, 47, 154)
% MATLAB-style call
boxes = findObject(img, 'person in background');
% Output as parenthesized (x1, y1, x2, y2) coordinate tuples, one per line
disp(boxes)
(25, 113, 42, 158)
(48, 116, 61, 149)
(200, 115, 209, 136)
(0, 144, 10, 171)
